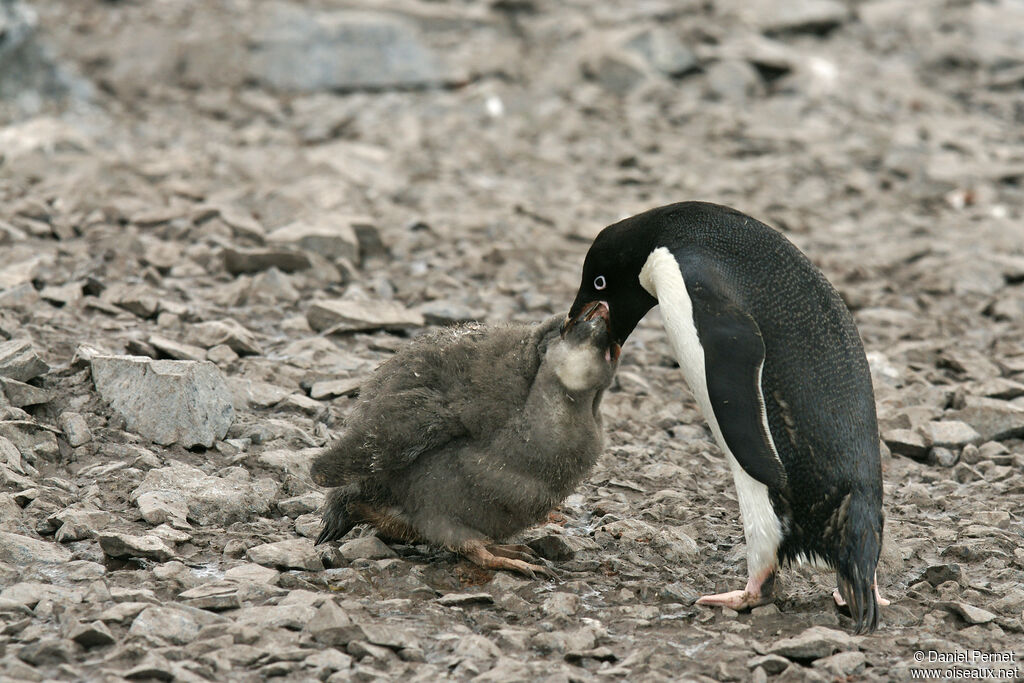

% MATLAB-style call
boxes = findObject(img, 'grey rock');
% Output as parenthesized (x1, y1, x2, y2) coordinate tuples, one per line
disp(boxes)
(178, 581, 242, 611)
(123, 654, 174, 681)
(97, 532, 176, 562)
(130, 605, 200, 644)
(91, 354, 234, 447)
(66, 619, 116, 648)
(358, 623, 420, 650)
(247, 538, 325, 571)
(921, 563, 962, 586)
(653, 525, 699, 562)
(582, 50, 647, 96)
(207, 344, 239, 365)
(295, 513, 322, 538)
(417, 300, 480, 326)
(307, 599, 360, 646)
(57, 411, 92, 447)
(305, 648, 354, 676)
(228, 377, 292, 409)
(310, 377, 363, 400)
(0, 530, 72, 564)
(0, 581, 82, 608)
(276, 392, 328, 418)
(948, 396, 1024, 441)
(135, 490, 190, 527)
(882, 428, 928, 459)
(0, 0, 87, 108)
(565, 647, 617, 663)
(0, 377, 50, 406)
(347, 639, 396, 663)
(930, 447, 959, 467)
(437, 592, 494, 607)
(706, 59, 762, 101)
(307, 298, 425, 334)
(250, 6, 453, 92)
(0, 418, 58, 462)
(748, 654, 791, 674)
(16, 638, 74, 666)
(0, 339, 48, 381)
(767, 626, 858, 662)
(624, 27, 697, 77)
(222, 246, 312, 275)
(526, 534, 576, 561)
(233, 603, 317, 630)
(0, 282, 39, 308)
(337, 535, 398, 561)
(51, 508, 110, 542)
(266, 217, 361, 263)
(103, 283, 159, 319)
(944, 602, 997, 624)
(132, 461, 278, 526)
(147, 334, 208, 361)
(920, 420, 982, 448)
(454, 634, 502, 661)
(542, 592, 580, 617)
(258, 447, 319, 477)
(189, 319, 263, 356)
(746, 0, 849, 35)
(223, 563, 281, 584)
(278, 491, 325, 517)
(531, 627, 598, 654)
(813, 650, 867, 676)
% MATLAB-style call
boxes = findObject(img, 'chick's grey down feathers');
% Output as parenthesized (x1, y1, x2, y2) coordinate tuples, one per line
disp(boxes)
(312, 316, 560, 485)
(310, 314, 616, 575)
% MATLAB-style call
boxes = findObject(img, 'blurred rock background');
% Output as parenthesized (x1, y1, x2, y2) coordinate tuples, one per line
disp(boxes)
(0, 0, 1022, 680)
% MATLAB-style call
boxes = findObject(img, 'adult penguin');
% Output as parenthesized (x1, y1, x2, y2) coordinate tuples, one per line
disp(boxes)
(563, 201, 887, 634)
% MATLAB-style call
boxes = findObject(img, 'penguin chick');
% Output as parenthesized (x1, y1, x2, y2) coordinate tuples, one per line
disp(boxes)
(310, 311, 618, 578)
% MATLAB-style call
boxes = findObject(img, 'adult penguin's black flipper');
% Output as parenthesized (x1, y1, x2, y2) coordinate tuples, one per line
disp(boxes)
(687, 273, 787, 492)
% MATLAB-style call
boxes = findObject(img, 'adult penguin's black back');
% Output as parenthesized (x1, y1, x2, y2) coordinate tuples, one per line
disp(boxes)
(564, 202, 885, 633)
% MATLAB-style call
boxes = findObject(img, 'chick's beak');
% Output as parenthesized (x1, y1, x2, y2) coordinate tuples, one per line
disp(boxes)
(561, 300, 621, 362)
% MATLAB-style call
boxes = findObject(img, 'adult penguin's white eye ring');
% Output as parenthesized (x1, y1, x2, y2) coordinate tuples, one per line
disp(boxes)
(593, 275, 607, 290)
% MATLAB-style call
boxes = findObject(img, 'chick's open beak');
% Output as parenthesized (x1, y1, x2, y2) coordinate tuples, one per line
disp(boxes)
(561, 301, 621, 362)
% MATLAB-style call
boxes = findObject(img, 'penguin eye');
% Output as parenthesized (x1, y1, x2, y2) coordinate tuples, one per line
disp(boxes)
(593, 275, 607, 291)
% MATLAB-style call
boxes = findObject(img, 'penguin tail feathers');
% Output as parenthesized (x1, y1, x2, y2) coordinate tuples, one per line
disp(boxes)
(834, 494, 883, 635)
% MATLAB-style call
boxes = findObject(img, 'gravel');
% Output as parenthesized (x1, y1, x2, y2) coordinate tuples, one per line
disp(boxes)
(0, 0, 1022, 680)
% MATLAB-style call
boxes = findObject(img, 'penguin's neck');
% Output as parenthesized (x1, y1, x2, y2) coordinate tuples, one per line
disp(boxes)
(638, 246, 704, 385)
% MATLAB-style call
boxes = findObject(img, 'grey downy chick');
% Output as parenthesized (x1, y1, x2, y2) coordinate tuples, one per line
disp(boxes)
(310, 308, 617, 578)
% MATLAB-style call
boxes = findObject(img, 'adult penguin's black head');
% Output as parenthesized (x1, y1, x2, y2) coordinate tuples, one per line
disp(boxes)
(562, 211, 659, 356)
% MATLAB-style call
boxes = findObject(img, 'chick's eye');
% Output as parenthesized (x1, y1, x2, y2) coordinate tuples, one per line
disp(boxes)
(593, 275, 607, 290)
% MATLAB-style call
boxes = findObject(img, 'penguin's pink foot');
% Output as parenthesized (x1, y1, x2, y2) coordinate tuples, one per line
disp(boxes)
(833, 576, 890, 608)
(697, 569, 776, 610)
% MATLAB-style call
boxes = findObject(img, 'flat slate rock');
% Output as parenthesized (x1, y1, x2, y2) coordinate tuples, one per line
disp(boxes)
(250, 6, 454, 92)
(90, 354, 234, 447)
(767, 626, 859, 662)
(247, 538, 324, 571)
(222, 247, 312, 275)
(266, 217, 361, 263)
(132, 462, 278, 526)
(309, 376, 362, 399)
(0, 339, 49, 382)
(307, 298, 424, 334)
(97, 532, 176, 562)
(0, 531, 73, 565)
(437, 592, 495, 607)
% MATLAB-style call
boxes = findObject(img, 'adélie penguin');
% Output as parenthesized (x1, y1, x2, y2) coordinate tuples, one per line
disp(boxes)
(563, 201, 888, 633)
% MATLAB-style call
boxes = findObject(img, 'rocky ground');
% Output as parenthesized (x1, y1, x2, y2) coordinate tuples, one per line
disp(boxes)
(1, 0, 1023, 680)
